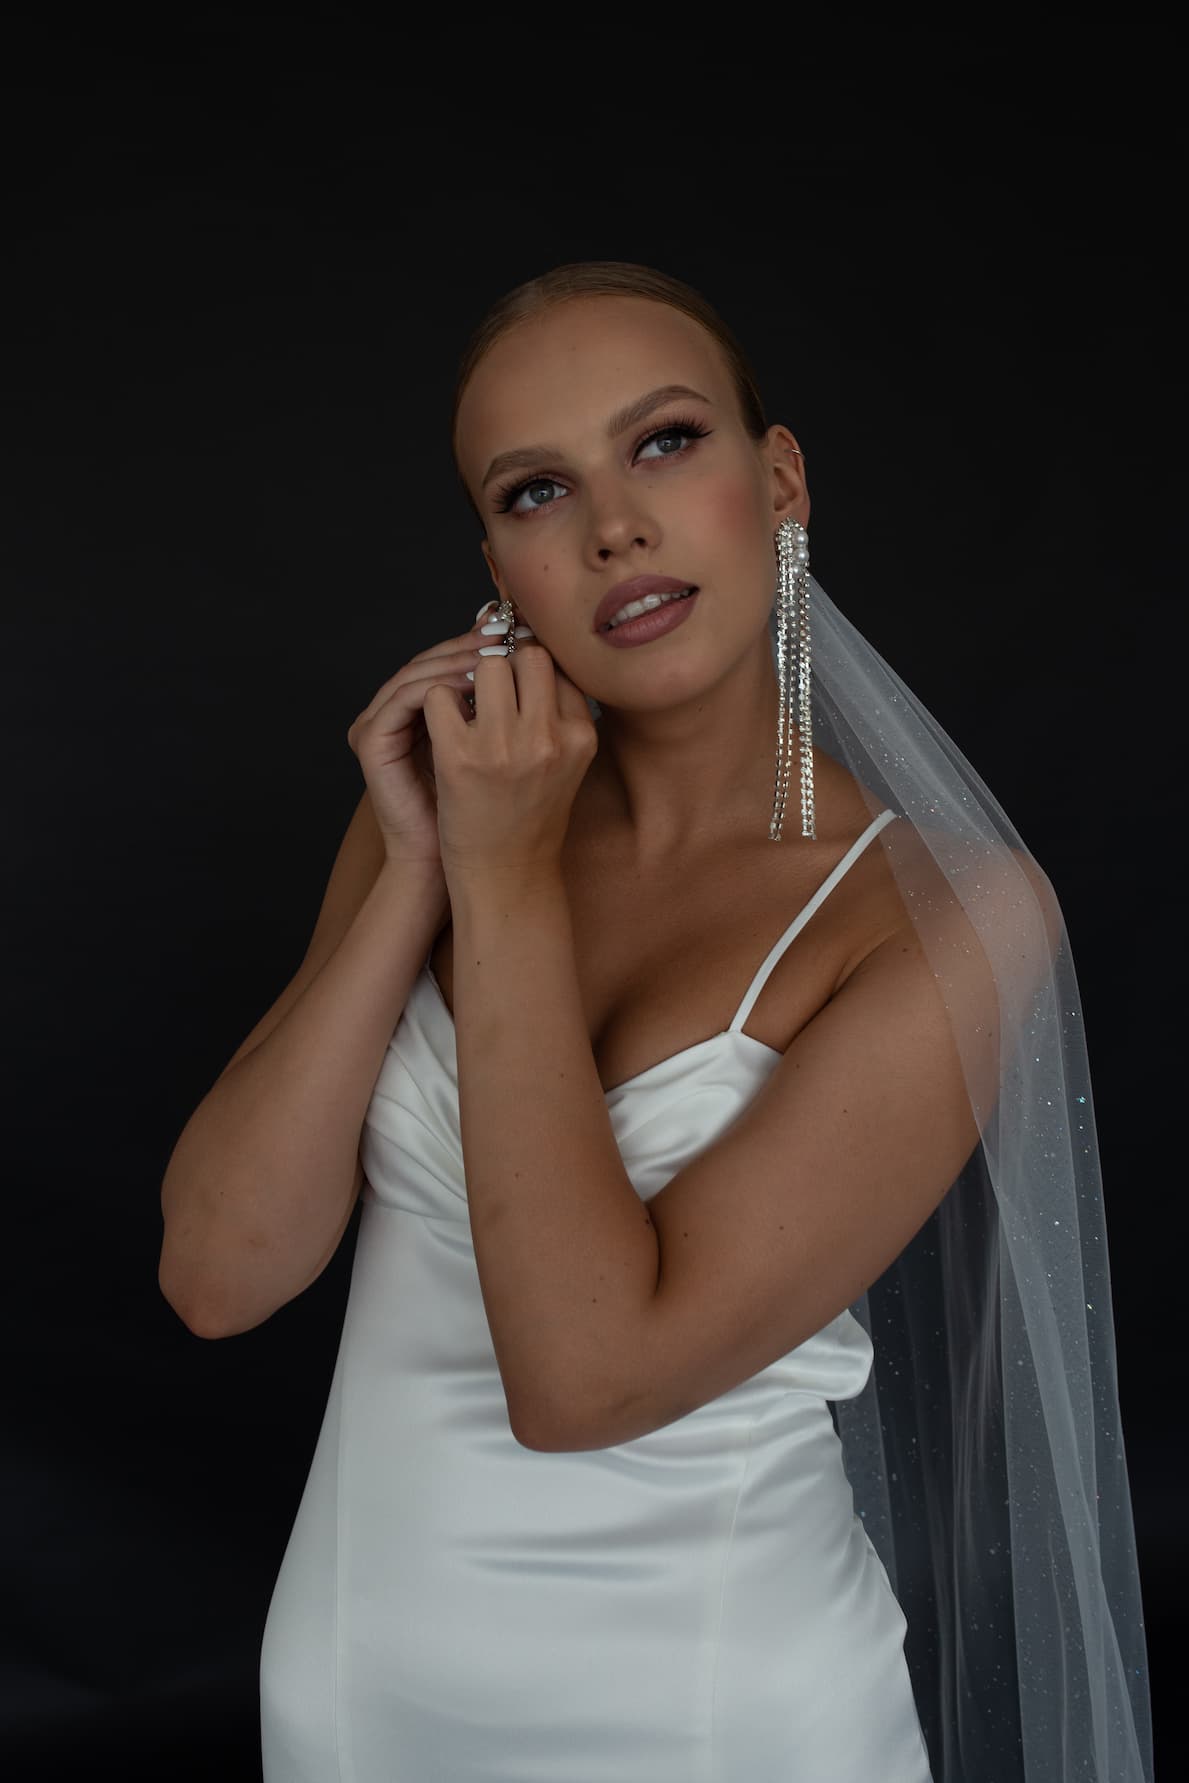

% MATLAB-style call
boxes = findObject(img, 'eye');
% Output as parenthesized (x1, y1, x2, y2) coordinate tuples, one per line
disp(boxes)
(496, 474, 566, 517)
(636, 424, 700, 462)
(491, 416, 712, 517)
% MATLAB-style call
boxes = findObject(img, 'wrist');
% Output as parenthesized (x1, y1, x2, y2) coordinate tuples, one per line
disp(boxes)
(445, 858, 565, 914)
(379, 845, 445, 878)
(377, 851, 450, 906)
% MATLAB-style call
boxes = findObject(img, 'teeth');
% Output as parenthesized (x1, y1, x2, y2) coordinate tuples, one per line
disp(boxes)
(606, 588, 694, 629)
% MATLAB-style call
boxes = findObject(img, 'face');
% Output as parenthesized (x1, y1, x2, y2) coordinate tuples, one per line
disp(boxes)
(454, 295, 808, 710)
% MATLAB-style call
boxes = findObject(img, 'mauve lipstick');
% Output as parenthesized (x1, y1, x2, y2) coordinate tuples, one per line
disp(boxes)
(596, 587, 700, 649)
(592, 574, 699, 633)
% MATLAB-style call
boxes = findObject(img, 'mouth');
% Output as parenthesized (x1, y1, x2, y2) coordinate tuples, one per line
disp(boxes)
(598, 585, 699, 633)
(596, 586, 701, 649)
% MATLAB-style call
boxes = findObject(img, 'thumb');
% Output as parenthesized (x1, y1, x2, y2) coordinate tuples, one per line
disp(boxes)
(422, 679, 468, 742)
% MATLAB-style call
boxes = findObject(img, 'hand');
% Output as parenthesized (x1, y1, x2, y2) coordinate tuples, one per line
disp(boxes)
(346, 619, 490, 867)
(421, 640, 599, 886)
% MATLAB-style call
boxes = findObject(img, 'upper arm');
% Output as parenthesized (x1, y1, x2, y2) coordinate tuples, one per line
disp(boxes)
(580, 905, 1002, 1450)
(216, 787, 389, 1080)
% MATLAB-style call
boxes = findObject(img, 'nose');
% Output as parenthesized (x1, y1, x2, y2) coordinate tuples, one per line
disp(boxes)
(598, 536, 647, 560)
(580, 469, 656, 551)
(590, 500, 651, 556)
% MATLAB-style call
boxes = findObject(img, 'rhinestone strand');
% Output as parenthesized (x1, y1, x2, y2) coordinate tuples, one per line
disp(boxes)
(496, 597, 517, 656)
(769, 517, 816, 842)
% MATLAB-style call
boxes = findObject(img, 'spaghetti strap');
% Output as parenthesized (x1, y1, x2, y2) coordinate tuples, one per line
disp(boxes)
(727, 808, 899, 1034)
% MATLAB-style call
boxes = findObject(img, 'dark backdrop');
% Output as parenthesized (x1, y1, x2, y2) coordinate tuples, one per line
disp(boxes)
(3, 17, 1177, 1780)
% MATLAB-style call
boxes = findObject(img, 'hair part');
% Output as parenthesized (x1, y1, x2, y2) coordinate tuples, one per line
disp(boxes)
(450, 260, 770, 530)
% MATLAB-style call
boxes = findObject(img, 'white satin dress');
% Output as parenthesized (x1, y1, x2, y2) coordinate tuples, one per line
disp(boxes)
(260, 805, 933, 1781)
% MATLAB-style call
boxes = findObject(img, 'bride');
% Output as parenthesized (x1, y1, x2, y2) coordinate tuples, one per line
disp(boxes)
(159, 260, 1153, 1782)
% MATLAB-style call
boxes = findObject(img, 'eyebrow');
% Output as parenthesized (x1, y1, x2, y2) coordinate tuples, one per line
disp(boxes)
(480, 383, 715, 492)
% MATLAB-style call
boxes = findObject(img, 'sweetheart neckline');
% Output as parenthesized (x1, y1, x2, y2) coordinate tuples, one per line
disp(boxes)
(419, 964, 781, 1098)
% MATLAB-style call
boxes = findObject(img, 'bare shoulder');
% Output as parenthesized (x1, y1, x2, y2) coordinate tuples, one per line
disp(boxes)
(855, 813, 1062, 958)
(841, 815, 1063, 1070)
(577, 833, 1004, 1447)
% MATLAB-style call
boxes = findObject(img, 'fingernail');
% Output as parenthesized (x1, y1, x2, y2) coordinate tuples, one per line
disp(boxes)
(480, 619, 536, 638)
(465, 669, 475, 680)
(478, 644, 509, 656)
(474, 599, 499, 623)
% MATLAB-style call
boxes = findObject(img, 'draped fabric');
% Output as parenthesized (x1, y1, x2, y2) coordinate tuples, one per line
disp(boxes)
(260, 570, 1154, 1782)
(261, 812, 936, 1780)
(789, 577, 1153, 1781)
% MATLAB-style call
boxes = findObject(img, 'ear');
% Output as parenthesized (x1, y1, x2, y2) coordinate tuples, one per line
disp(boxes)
(480, 537, 501, 590)
(479, 539, 524, 620)
(764, 424, 811, 530)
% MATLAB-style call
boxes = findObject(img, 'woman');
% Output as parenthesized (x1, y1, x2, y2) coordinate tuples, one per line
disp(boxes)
(159, 262, 1153, 1781)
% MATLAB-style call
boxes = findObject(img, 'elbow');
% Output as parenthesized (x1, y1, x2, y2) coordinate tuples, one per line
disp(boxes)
(515, 1419, 612, 1454)
(503, 1363, 592, 1450)
(157, 1250, 236, 1340)
(511, 1421, 572, 1453)
(158, 1175, 251, 1339)
(159, 1283, 225, 1340)
(507, 1391, 567, 1452)
(522, 1383, 672, 1452)
(506, 1359, 642, 1452)
(508, 1394, 607, 1453)
(180, 1303, 235, 1341)
(507, 1398, 550, 1451)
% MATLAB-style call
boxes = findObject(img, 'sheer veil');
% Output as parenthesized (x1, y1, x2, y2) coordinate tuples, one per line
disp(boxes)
(756, 576, 1156, 1781)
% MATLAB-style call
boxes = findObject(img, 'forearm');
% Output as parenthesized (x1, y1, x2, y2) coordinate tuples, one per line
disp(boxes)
(449, 868, 658, 1447)
(160, 856, 449, 1334)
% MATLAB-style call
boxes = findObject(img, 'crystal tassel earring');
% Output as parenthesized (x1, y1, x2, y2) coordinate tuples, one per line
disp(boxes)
(475, 598, 534, 653)
(495, 596, 518, 655)
(770, 515, 816, 842)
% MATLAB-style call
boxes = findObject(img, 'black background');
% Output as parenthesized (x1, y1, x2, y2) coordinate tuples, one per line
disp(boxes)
(3, 15, 1178, 1779)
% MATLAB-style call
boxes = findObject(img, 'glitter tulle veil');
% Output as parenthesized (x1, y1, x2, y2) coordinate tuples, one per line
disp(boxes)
(742, 573, 1155, 1781)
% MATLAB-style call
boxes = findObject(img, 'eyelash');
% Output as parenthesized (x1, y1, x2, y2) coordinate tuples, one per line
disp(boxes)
(491, 415, 712, 516)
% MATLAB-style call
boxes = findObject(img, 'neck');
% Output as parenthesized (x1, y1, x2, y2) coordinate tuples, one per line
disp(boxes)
(576, 632, 795, 868)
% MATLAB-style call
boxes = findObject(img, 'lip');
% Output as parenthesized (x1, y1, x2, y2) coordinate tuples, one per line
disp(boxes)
(592, 574, 699, 634)
(597, 587, 700, 648)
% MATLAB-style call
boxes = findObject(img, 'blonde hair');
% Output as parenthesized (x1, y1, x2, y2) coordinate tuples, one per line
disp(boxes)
(450, 260, 770, 528)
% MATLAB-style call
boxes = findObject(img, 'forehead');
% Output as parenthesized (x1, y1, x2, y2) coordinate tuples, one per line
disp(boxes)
(457, 296, 729, 465)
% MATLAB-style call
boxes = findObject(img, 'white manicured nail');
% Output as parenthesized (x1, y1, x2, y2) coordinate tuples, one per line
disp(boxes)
(478, 644, 509, 656)
(480, 620, 535, 638)
(465, 670, 475, 680)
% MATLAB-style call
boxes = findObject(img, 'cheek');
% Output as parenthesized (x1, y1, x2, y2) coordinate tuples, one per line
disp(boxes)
(695, 476, 764, 541)
(499, 543, 554, 604)
(686, 478, 775, 609)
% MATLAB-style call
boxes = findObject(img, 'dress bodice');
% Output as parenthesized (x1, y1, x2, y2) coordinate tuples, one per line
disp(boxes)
(259, 804, 933, 1781)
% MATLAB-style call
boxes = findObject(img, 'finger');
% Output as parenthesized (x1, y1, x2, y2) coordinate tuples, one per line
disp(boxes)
(349, 657, 479, 750)
(354, 644, 483, 727)
(382, 659, 480, 720)
(361, 625, 488, 717)
(503, 640, 557, 715)
(520, 648, 585, 722)
(421, 677, 469, 743)
(469, 647, 521, 727)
